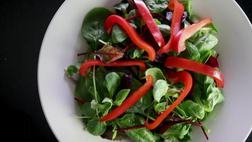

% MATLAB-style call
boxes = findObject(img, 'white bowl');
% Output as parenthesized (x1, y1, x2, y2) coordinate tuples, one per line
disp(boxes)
(38, 0, 252, 141)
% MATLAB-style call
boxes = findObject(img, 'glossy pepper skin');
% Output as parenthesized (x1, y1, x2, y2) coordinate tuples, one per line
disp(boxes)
(101, 75, 154, 122)
(104, 15, 156, 61)
(79, 59, 146, 76)
(144, 71, 193, 130)
(165, 56, 224, 88)
(134, 0, 165, 47)
(172, 18, 212, 53)
(158, 0, 184, 54)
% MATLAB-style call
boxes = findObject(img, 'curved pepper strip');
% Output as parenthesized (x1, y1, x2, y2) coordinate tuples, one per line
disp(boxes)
(104, 15, 156, 61)
(172, 18, 212, 53)
(165, 56, 224, 88)
(79, 60, 146, 76)
(134, 0, 165, 47)
(144, 71, 193, 130)
(101, 75, 153, 122)
(158, 0, 184, 54)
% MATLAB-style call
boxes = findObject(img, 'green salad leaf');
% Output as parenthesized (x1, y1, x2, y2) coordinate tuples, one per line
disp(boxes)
(180, 100, 205, 119)
(154, 102, 168, 113)
(81, 8, 112, 50)
(74, 76, 93, 101)
(193, 75, 224, 113)
(86, 117, 107, 136)
(153, 79, 169, 102)
(105, 72, 121, 98)
(144, 0, 168, 13)
(145, 68, 166, 83)
(117, 113, 161, 142)
(111, 25, 128, 43)
(80, 102, 96, 118)
(161, 123, 192, 140)
(114, 89, 131, 106)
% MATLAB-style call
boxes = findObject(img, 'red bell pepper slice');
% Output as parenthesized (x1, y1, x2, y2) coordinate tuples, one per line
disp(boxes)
(172, 18, 212, 53)
(144, 71, 193, 130)
(104, 15, 156, 61)
(158, 0, 184, 54)
(79, 59, 146, 76)
(165, 56, 224, 88)
(134, 0, 165, 47)
(101, 75, 153, 122)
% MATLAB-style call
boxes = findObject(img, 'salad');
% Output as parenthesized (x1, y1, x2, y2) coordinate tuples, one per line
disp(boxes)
(65, 0, 224, 141)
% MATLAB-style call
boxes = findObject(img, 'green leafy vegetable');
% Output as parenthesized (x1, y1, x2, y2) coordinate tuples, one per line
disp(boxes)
(105, 72, 121, 98)
(193, 75, 224, 112)
(143, 0, 168, 13)
(114, 89, 131, 106)
(114, 3, 129, 17)
(127, 90, 153, 115)
(74, 76, 93, 101)
(98, 98, 113, 116)
(80, 102, 96, 118)
(86, 117, 107, 136)
(116, 113, 160, 142)
(129, 48, 145, 59)
(145, 68, 166, 83)
(111, 25, 128, 43)
(154, 102, 168, 113)
(153, 79, 169, 102)
(161, 123, 192, 140)
(180, 42, 201, 61)
(81, 8, 112, 50)
(180, 100, 205, 119)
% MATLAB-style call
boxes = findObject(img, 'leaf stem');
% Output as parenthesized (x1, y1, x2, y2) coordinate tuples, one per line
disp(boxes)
(92, 57, 99, 116)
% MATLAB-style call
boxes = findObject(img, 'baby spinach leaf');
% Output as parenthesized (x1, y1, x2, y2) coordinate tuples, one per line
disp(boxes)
(105, 72, 121, 98)
(193, 75, 224, 112)
(129, 48, 145, 59)
(161, 123, 191, 140)
(114, 89, 131, 106)
(74, 76, 93, 101)
(154, 102, 168, 113)
(86, 117, 107, 136)
(126, 128, 161, 142)
(145, 68, 166, 83)
(80, 102, 96, 118)
(98, 98, 113, 116)
(116, 113, 160, 142)
(81, 8, 112, 50)
(196, 34, 218, 52)
(144, 0, 169, 13)
(111, 25, 128, 43)
(180, 42, 201, 62)
(153, 79, 169, 102)
(116, 113, 143, 127)
(180, 100, 205, 120)
(114, 3, 129, 17)
(127, 90, 153, 114)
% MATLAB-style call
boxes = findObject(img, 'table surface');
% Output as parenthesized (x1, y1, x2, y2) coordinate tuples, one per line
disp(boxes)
(0, 0, 251, 141)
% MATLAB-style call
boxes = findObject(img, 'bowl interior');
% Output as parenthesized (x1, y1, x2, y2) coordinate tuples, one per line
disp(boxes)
(38, 0, 252, 141)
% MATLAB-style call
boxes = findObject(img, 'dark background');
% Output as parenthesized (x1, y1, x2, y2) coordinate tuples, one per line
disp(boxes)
(0, 0, 251, 141)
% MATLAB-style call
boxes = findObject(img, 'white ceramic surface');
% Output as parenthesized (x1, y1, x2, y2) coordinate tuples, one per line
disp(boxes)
(38, 0, 252, 141)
